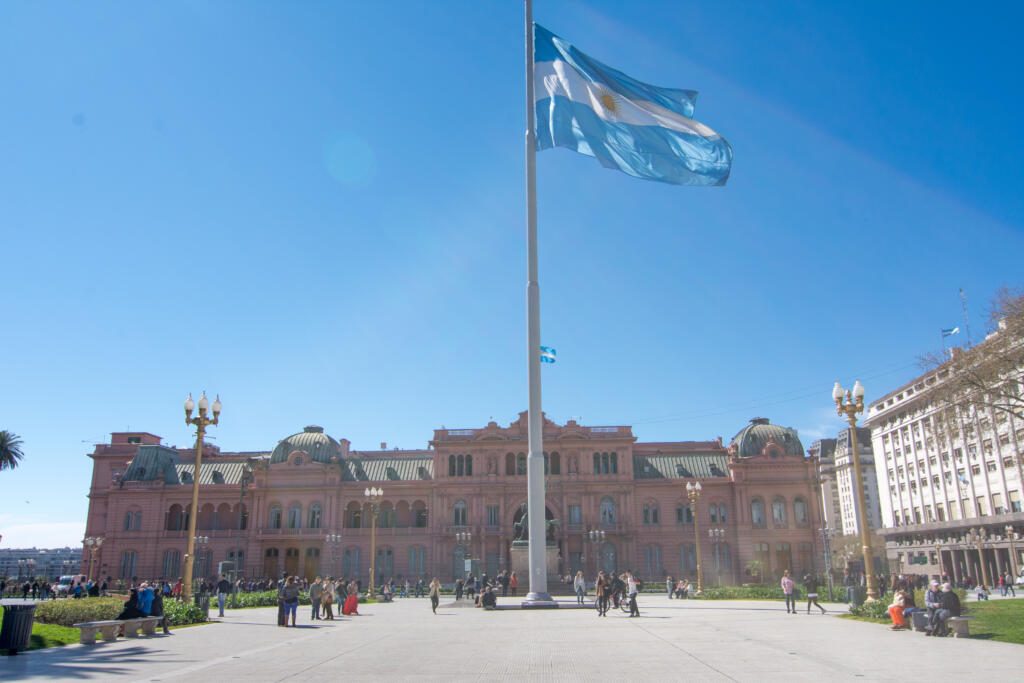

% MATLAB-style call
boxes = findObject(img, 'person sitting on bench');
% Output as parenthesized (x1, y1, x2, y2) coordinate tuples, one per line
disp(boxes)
(928, 583, 961, 637)
(481, 586, 497, 609)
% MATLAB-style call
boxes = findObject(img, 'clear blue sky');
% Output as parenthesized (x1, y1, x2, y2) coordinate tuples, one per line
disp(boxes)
(2, 1, 1022, 547)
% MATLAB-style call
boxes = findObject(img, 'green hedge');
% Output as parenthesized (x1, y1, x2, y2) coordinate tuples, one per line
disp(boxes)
(229, 591, 310, 608)
(33, 597, 207, 627)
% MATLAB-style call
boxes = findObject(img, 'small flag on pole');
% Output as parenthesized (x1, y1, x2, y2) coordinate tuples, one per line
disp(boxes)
(533, 24, 732, 186)
(540, 346, 557, 363)
(941, 327, 960, 338)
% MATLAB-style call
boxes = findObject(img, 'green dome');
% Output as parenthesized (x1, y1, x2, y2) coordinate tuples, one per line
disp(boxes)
(270, 425, 340, 464)
(730, 418, 804, 458)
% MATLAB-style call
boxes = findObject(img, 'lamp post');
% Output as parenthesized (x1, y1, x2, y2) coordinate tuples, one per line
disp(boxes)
(83, 537, 104, 582)
(819, 527, 835, 600)
(965, 528, 991, 588)
(833, 380, 878, 601)
(1006, 525, 1018, 578)
(587, 529, 606, 576)
(182, 391, 221, 600)
(455, 530, 473, 580)
(364, 487, 383, 598)
(326, 533, 343, 577)
(686, 481, 703, 593)
(708, 528, 725, 586)
(237, 464, 253, 578)
(934, 541, 944, 580)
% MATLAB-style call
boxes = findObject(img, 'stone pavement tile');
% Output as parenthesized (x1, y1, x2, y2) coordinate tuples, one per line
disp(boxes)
(2, 596, 1021, 682)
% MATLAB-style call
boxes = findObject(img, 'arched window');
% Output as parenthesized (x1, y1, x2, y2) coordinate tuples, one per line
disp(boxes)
(516, 453, 527, 475)
(453, 499, 468, 526)
(449, 455, 457, 477)
(346, 502, 362, 529)
(456, 454, 464, 476)
(600, 497, 616, 525)
(676, 504, 693, 524)
(215, 503, 231, 531)
(288, 504, 302, 529)
(717, 503, 728, 523)
(465, 454, 472, 476)
(549, 452, 560, 475)
(412, 500, 428, 528)
(308, 503, 323, 529)
(379, 502, 395, 528)
(793, 498, 808, 526)
(642, 502, 660, 525)
(751, 499, 766, 528)
(771, 497, 787, 526)
(124, 510, 142, 531)
(166, 504, 184, 531)
(505, 453, 515, 475)
(709, 504, 719, 524)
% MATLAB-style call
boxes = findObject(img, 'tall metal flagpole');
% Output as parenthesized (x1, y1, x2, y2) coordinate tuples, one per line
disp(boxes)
(523, 0, 552, 605)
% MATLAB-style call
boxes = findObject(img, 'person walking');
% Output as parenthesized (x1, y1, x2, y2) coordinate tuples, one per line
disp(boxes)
(666, 575, 674, 599)
(1004, 572, 1017, 598)
(321, 578, 335, 620)
(803, 573, 826, 614)
(310, 577, 323, 620)
(595, 571, 609, 617)
(781, 570, 796, 614)
(280, 576, 300, 627)
(429, 577, 442, 614)
(574, 570, 586, 605)
(626, 571, 640, 617)
(216, 574, 232, 617)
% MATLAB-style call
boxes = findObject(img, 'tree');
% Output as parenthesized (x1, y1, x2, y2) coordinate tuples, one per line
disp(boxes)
(921, 288, 1024, 420)
(0, 431, 24, 471)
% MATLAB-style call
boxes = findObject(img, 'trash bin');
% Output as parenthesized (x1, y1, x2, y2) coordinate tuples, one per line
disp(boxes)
(194, 594, 210, 613)
(0, 602, 37, 655)
(850, 586, 866, 608)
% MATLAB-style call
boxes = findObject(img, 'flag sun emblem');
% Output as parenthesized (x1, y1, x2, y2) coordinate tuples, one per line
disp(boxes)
(599, 92, 618, 113)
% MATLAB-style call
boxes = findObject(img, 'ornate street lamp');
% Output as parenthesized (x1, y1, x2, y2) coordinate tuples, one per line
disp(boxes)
(833, 379, 879, 601)
(83, 536, 104, 583)
(326, 533, 343, 577)
(364, 487, 383, 598)
(587, 528, 606, 576)
(193, 535, 210, 585)
(686, 481, 703, 593)
(708, 528, 726, 586)
(182, 391, 221, 600)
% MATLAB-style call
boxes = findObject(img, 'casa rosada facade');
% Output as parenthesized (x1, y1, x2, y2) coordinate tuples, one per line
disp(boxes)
(82, 413, 824, 586)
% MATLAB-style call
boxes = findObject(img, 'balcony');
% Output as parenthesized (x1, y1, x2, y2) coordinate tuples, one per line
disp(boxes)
(162, 529, 246, 539)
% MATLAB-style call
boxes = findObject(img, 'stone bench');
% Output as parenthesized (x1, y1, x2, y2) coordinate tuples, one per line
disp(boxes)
(946, 616, 974, 638)
(72, 620, 123, 645)
(122, 617, 163, 637)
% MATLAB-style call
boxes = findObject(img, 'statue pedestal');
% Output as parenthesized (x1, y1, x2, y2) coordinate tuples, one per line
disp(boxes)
(509, 543, 559, 580)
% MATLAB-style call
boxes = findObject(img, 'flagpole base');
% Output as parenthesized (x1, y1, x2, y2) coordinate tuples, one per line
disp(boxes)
(521, 592, 559, 609)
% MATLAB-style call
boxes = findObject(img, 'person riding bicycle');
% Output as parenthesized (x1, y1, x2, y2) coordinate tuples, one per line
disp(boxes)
(609, 574, 626, 608)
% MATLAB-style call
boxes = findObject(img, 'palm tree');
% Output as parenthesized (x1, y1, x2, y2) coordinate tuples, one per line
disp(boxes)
(0, 431, 24, 471)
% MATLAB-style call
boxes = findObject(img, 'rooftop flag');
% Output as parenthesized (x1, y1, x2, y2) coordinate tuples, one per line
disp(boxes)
(941, 327, 960, 337)
(533, 23, 732, 186)
(539, 346, 557, 363)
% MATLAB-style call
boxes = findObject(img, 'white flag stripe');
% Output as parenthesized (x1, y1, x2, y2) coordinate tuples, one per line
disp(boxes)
(535, 60, 718, 139)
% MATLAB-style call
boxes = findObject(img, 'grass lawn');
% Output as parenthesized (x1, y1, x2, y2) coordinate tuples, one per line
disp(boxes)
(839, 598, 1024, 645)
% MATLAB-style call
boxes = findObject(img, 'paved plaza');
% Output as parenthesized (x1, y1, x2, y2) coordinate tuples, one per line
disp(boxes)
(3, 596, 1021, 681)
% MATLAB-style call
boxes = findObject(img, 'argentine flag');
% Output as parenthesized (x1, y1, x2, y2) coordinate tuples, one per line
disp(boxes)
(941, 327, 960, 338)
(534, 24, 732, 186)
(540, 346, 557, 363)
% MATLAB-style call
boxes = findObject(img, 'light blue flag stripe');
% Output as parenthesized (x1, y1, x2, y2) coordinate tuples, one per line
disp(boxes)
(534, 24, 732, 187)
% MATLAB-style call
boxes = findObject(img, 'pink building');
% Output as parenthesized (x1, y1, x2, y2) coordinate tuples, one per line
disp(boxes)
(82, 414, 823, 586)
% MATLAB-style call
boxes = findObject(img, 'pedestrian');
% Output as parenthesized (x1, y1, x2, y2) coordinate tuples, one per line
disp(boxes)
(510, 572, 518, 596)
(843, 569, 857, 604)
(216, 574, 232, 617)
(1004, 572, 1017, 598)
(321, 578, 335, 620)
(626, 571, 640, 617)
(781, 570, 796, 614)
(429, 577, 441, 614)
(310, 577, 323, 620)
(666, 575, 674, 599)
(595, 571, 609, 617)
(280, 576, 300, 627)
(803, 573, 826, 614)
(574, 570, 586, 605)
(455, 578, 464, 601)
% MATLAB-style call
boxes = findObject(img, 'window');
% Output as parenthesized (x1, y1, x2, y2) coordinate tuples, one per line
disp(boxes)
(408, 546, 426, 577)
(1010, 490, 1022, 513)
(775, 543, 792, 573)
(676, 505, 693, 524)
(544, 452, 560, 475)
(593, 452, 618, 475)
(505, 453, 516, 475)
(379, 504, 395, 528)
(971, 464, 981, 476)
(120, 550, 137, 579)
(977, 496, 989, 516)
(936, 504, 946, 521)
(308, 503, 323, 529)
(287, 505, 301, 529)
(793, 498, 808, 526)
(269, 505, 282, 529)
(709, 504, 719, 524)
(679, 543, 697, 574)
(568, 504, 582, 525)
(751, 499, 766, 528)
(162, 549, 181, 578)
(465, 454, 472, 476)
(413, 503, 428, 528)
(771, 497, 787, 526)
(449, 455, 457, 477)
(993, 493, 1004, 515)
(453, 500, 468, 526)
(716, 503, 728, 523)
(124, 510, 142, 531)
(644, 545, 663, 578)
(643, 503, 660, 525)
(600, 497, 616, 525)
(516, 453, 527, 475)
(342, 547, 361, 579)
(486, 505, 500, 527)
